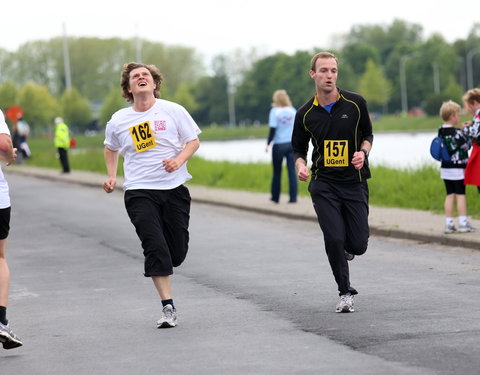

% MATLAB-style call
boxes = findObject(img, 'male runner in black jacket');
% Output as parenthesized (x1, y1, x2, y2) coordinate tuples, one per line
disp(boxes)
(292, 51, 373, 313)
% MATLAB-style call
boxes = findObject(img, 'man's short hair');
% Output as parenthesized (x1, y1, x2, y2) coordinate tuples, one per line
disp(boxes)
(310, 52, 338, 71)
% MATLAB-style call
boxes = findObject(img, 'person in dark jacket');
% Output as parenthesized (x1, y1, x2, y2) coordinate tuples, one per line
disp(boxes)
(437, 100, 474, 234)
(292, 51, 373, 313)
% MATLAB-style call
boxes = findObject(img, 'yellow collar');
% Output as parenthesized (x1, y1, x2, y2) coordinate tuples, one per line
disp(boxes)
(313, 92, 340, 106)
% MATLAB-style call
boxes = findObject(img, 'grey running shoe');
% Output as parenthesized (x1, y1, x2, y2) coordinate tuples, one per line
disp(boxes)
(156, 304, 177, 328)
(444, 224, 457, 234)
(336, 293, 355, 313)
(458, 222, 476, 233)
(0, 322, 23, 349)
(345, 251, 355, 261)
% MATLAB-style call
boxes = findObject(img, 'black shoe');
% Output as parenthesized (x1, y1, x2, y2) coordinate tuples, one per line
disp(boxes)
(345, 251, 355, 261)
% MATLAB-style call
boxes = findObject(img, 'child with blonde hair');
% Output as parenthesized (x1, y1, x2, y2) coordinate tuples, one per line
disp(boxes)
(437, 100, 474, 233)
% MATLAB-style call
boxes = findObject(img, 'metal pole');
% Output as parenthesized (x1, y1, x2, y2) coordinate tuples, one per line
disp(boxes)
(227, 82, 236, 128)
(62, 22, 72, 90)
(399, 53, 420, 114)
(433, 62, 440, 94)
(135, 24, 142, 62)
(458, 57, 466, 92)
(400, 56, 408, 114)
(466, 47, 480, 90)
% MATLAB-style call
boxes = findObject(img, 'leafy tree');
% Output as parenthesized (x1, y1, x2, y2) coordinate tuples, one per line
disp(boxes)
(346, 19, 424, 64)
(98, 87, 127, 127)
(192, 75, 229, 126)
(342, 43, 381, 75)
(3, 37, 204, 104)
(0, 81, 19, 111)
(358, 60, 392, 112)
(7, 40, 64, 95)
(60, 87, 93, 131)
(235, 51, 315, 123)
(141, 42, 204, 96)
(424, 77, 464, 116)
(17, 83, 59, 131)
(172, 83, 198, 114)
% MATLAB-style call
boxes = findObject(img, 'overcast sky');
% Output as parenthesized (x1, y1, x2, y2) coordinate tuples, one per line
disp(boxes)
(1, 0, 479, 62)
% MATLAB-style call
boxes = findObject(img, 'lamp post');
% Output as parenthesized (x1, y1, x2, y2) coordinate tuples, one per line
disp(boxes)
(227, 81, 236, 128)
(466, 47, 480, 90)
(399, 53, 419, 114)
(135, 24, 142, 63)
(458, 57, 467, 92)
(62, 22, 72, 90)
(432, 62, 440, 94)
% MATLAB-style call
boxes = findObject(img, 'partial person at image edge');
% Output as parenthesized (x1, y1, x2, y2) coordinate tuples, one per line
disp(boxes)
(0, 109, 23, 350)
(462, 88, 480, 194)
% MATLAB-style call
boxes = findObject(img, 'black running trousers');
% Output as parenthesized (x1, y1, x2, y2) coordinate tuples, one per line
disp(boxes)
(309, 179, 369, 295)
(124, 186, 191, 277)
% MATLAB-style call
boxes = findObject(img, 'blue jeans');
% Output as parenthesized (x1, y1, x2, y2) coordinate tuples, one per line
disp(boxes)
(271, 142, 297, 203)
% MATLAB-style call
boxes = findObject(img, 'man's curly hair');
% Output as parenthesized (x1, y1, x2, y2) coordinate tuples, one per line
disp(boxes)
(120, 62, 163, 103)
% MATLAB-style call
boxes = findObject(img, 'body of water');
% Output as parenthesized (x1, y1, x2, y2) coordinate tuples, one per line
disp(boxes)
(195, 132, 439, 169)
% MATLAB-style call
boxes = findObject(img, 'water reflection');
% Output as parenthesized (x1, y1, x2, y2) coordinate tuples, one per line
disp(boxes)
(195, 132, 438, 170)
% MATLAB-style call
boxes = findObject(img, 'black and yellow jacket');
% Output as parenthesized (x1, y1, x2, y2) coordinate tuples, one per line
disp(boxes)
(292, 89, 373, 184)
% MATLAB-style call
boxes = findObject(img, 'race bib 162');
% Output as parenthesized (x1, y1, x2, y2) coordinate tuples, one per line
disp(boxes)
(129, 121, 156, 152)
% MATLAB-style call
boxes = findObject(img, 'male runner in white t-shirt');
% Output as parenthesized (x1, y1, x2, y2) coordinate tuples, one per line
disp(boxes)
(103, 63, 200, 328)
(0, 109, 23, 349)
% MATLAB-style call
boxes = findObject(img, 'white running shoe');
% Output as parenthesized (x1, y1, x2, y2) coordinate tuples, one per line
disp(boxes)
(156, 304, 177, 328)
(444, 224, 457, 234)
(458, 222, 476, 233)
(0, 322, 23, 349)
(336, 293, 355, 313)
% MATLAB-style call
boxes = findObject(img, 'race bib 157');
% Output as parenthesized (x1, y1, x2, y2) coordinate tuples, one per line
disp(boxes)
(324, 140, 348, 167)
(129, 121, 156, 152)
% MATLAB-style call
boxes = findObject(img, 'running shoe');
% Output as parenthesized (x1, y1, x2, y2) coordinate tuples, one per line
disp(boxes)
(156, 304, 177, 328)
(444, 224, 457, 234)
(458, 222, 476, 233)
(0, 322, 23, 349)
(345, 251, 355, 261)
(336, 293, 355, 313)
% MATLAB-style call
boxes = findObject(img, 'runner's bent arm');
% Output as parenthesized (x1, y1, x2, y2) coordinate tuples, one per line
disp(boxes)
(351, 140, 372, 171)
(0, 134, 17, 165)
(163, 138, 200, 173)
(103, 147, 119, 193)
(295, 157, 310, 182)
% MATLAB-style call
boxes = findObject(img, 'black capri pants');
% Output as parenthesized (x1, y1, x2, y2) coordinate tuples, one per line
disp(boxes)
(0, 207, 11, 240)
(309, 180, 369, 296)
(124, 186, 191, 277)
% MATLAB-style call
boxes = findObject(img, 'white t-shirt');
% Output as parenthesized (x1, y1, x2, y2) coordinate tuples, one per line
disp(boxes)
(0, 110, 11, 208)
(104, 99, 201, 190)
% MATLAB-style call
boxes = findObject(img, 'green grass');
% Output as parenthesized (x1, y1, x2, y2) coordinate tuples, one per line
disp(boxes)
(197, 114, 474, 137)
(18, 115, 480, 218)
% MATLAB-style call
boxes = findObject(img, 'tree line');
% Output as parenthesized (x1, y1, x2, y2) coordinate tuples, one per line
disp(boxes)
(0, 19, 479, 133)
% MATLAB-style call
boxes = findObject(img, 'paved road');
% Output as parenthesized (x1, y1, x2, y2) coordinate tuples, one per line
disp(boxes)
(2, 174, 480, 374)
